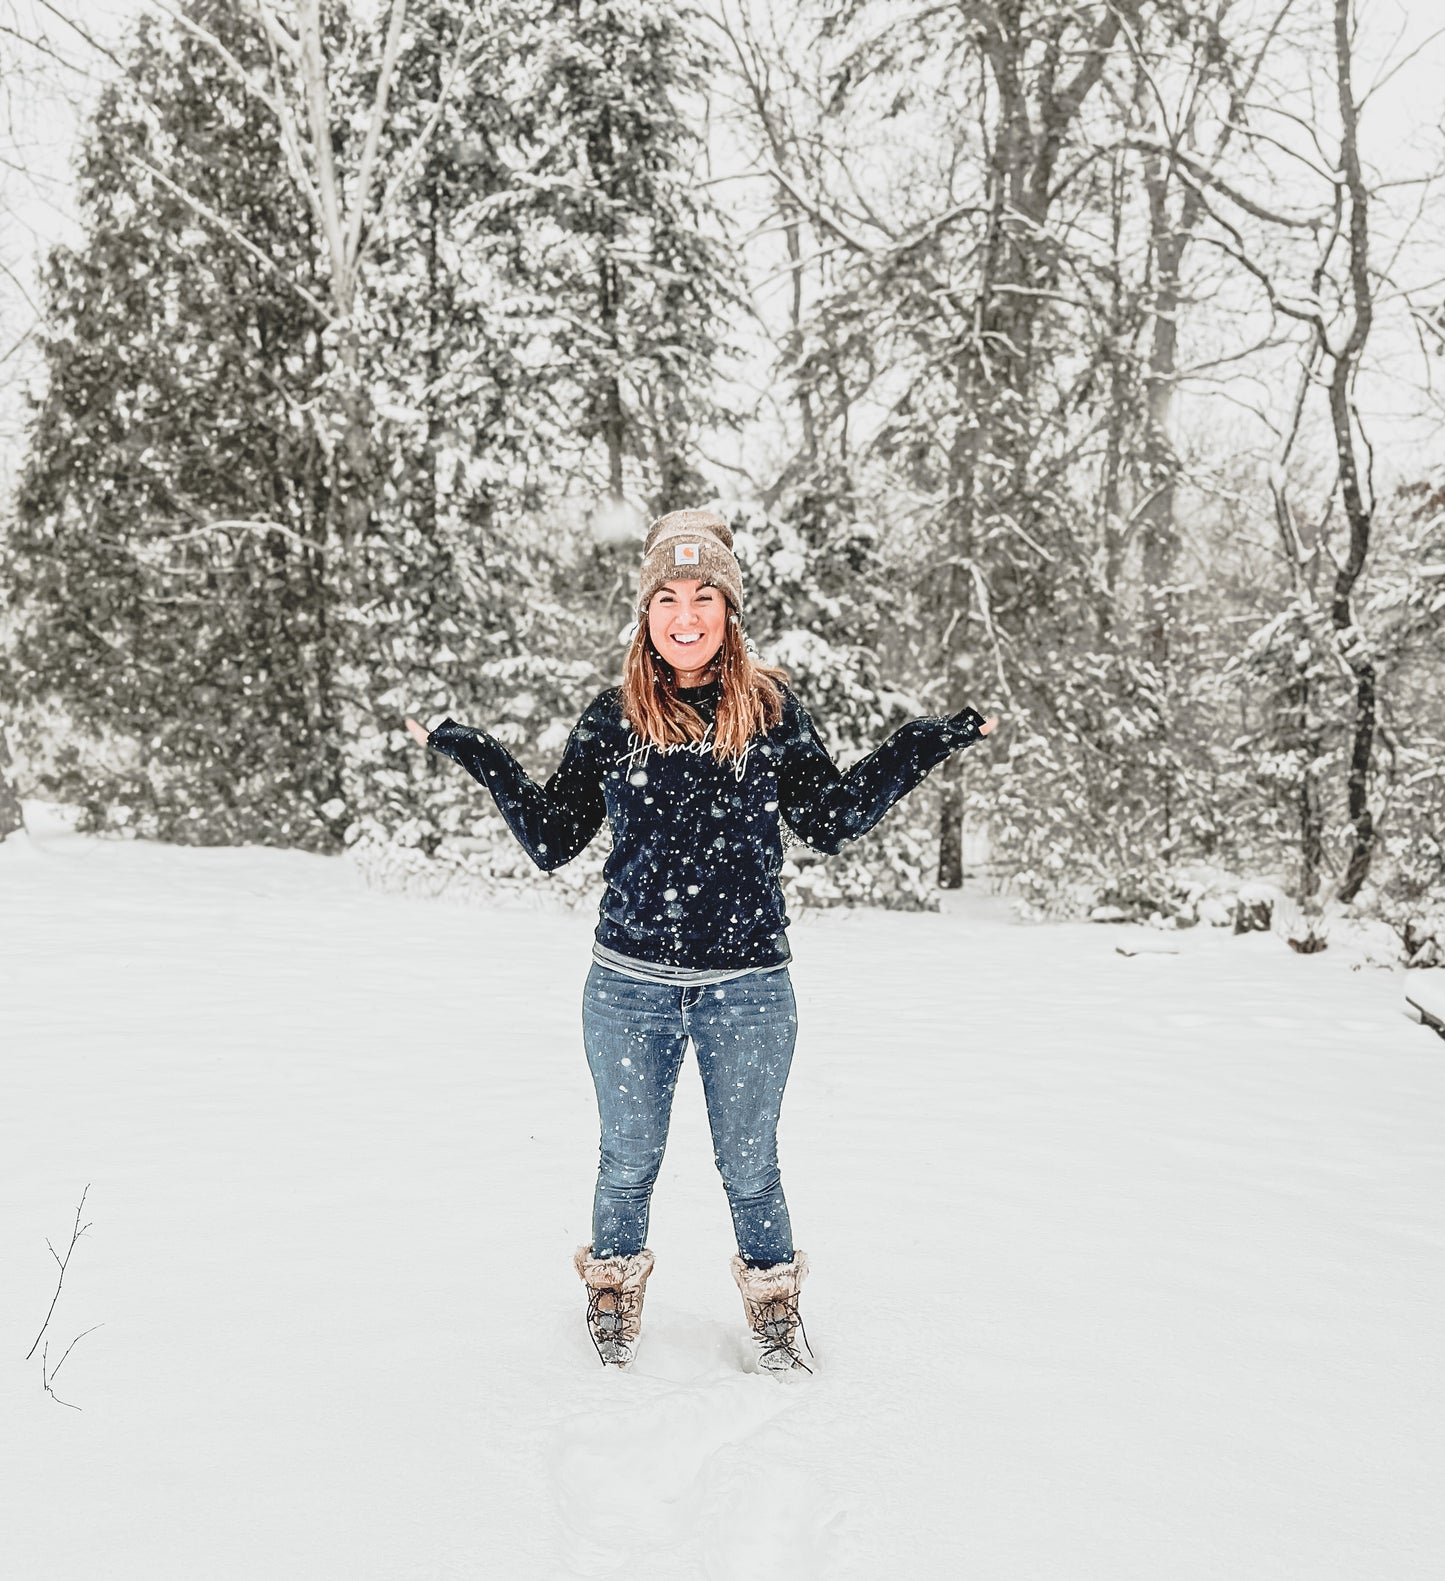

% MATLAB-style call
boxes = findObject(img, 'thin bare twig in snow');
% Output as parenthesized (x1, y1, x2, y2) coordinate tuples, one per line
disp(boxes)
(40, 1342, 80, 1409)
(25, 1185, 91, 1361)
(42, 1324, 104, 1410)
(50, 1323, 104, 1381)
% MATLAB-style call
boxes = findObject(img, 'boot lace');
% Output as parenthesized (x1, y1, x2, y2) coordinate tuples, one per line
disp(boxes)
(585, 1282, 642, 1367)
(749, 1292, 814, 1374)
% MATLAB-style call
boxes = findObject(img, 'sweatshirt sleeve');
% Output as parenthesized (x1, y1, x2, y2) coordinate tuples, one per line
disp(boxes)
(426, 702, 607, 872)
(776, 693, 986, 855)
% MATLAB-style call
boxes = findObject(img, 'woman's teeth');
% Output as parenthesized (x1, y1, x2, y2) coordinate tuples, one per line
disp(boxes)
(672, 633, 701, 644)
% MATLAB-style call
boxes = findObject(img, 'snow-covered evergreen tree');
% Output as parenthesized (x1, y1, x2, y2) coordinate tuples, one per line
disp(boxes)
(512, 0, 738, 510)
(334, 0, 568, 864)
(732, 496, 941, 908)
(342, 0, 741, 888)
(1, 4, 335, 846)
(1359, 472, 1445, 961)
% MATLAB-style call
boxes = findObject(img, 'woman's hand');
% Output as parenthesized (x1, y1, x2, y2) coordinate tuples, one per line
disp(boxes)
(952, 707, 1000, 738)
(403, 716, 430, 748)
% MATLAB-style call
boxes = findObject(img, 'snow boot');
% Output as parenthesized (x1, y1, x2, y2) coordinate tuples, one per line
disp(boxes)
(731, 1251, 812, 1374)
(573, 1246, 655, 1368)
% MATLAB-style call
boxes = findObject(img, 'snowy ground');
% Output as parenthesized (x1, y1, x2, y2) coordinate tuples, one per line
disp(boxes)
(3, 809, 1443, 1581)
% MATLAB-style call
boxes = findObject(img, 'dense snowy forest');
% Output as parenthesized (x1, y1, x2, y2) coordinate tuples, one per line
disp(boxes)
(0, 0, 1442, 955)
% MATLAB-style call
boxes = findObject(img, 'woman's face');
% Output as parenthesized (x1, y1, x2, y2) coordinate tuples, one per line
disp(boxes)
(647, 580, 727, 683)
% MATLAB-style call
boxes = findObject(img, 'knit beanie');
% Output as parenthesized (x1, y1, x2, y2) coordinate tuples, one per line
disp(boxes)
(637, 509, 744, 616)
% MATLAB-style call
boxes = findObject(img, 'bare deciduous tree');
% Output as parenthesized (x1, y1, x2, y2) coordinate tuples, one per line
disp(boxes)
(1191, 0, 1424, 904)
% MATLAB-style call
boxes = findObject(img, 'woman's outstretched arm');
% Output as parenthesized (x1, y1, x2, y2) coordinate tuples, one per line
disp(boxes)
(404, 705, 606, 871)
(776, 694, 996, 854)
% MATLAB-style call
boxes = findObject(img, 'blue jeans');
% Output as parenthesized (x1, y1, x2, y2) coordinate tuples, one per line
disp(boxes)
(582, 963, 798, 1266)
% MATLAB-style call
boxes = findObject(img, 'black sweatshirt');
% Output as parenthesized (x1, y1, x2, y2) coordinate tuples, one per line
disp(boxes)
(428, 683, 986, 971)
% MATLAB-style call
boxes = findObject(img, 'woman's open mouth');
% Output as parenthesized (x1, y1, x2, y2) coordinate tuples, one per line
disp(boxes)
(669, 632, 702, 645)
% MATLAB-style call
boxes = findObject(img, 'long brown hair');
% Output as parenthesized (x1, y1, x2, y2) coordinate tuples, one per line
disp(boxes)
(620, 607, 787, 760)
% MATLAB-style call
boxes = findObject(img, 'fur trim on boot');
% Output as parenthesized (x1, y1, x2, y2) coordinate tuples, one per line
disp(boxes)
(730, 1251, 812, 1374)
(573, 1246, 655, 1368)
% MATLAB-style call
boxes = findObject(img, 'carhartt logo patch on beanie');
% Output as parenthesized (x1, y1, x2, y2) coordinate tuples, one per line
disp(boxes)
(638, 508, 743, 614)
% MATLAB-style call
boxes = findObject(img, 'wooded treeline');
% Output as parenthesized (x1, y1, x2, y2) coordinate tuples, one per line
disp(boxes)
(1, 0, 1442, 956)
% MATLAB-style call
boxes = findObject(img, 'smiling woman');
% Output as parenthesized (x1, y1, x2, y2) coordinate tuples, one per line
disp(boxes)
(621, 514, 787, 762)
(647, 581, 725, 675)
(404, 507, 997, 1374)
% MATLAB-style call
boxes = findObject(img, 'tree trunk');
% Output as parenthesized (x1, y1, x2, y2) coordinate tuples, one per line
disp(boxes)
(1328, 0, 1377, 903)
(937, 756, 965, 890)
(932, 4, 1141, 889)
(1298, 674, 1325, 902)
(422, 44, 443, 544)
(935, 7, 1134, 884)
